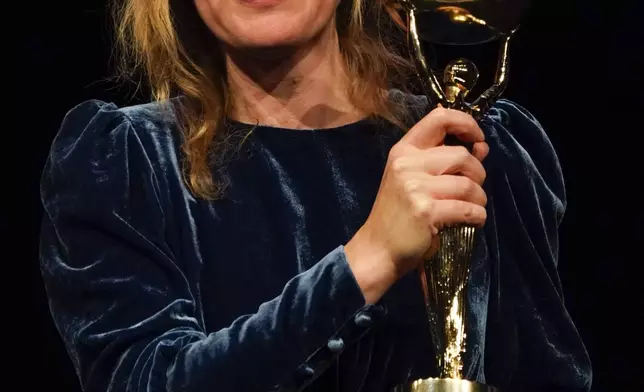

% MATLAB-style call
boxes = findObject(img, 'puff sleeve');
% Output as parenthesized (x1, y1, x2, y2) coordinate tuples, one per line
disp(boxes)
(480, 99, 592, 390)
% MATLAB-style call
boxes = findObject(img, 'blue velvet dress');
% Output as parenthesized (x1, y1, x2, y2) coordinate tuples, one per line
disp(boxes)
(39, 91, 592, 392)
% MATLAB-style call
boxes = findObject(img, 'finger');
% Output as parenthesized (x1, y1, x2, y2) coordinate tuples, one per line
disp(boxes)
(432, 199, 488, 229)
(471, 141, 489, 162)
(393, 145, 487, 185)
(401, 107, 484, 150)
(424, 175, 488, 207)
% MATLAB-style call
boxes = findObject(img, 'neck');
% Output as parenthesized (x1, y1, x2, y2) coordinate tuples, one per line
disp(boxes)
(224, 21, 365, 130)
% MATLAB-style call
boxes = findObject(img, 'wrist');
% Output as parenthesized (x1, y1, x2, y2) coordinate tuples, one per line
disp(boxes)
(344, 228, 397, 304)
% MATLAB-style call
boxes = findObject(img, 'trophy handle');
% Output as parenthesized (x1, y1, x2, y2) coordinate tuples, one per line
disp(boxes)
(406, 8, 449, 108)
(470, 30, 516, 120)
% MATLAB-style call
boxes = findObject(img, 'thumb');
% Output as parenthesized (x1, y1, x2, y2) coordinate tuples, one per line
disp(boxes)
(422, 233, 441, 261)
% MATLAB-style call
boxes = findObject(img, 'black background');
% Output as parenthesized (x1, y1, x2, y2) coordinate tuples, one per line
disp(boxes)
(15, 0, 643, 390)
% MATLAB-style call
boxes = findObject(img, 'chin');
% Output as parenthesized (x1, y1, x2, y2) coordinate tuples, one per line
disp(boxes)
(195, 0, 338, 50)
(231, 16, 314, 49)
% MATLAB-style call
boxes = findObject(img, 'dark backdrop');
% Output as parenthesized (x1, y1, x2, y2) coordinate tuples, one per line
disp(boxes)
(16, 1, 642, 391)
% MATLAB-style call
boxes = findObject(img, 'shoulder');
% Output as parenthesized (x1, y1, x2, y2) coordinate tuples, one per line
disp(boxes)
(48, 98, 182, 168)
(483, 99, 563, 187)
(52, 98, 179, 151)
(483, 99, 567, 223)
(483, 98, 555, 159)
(42, 98, 186, 215)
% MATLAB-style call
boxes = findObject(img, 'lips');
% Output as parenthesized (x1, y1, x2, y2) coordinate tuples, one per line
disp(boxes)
(239, 0, 283, 7)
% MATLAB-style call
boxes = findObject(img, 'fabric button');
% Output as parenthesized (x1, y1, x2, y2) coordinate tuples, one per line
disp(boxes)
(354, 312, 373, 327)
(327, 337, 345, 352)
(372, 304, 387, 318)
(298, 364, 315, 377)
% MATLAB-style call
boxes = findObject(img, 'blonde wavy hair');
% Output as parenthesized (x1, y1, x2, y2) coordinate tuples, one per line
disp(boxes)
(113, 0, 414, 199)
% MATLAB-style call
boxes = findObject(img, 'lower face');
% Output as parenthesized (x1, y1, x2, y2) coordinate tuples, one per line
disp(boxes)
(194, 0, 341, 51)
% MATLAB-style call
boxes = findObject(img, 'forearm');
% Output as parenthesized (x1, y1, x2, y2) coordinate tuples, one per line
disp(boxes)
(49, 246, 381, 392)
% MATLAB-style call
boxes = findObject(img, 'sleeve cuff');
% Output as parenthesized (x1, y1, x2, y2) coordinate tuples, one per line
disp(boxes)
(275, 245, 388, 391)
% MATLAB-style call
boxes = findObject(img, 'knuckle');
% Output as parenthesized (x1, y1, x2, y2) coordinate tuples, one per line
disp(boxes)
(390, 156, 409, 174)
(388, 145, 402, 161)
(389, 144, 413, 163)
(411, 198, 433, 221)
(403, 178, 423, 194)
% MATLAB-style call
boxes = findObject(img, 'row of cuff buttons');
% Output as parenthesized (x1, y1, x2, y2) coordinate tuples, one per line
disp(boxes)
(275, 304, 387, 391)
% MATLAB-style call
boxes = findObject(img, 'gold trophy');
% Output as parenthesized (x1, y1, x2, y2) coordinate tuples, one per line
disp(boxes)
(386, 1, 531, 391)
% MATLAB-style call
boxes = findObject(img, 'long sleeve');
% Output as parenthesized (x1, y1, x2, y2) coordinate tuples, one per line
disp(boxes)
(39, 100, 380, 392)
(480, 99, 592, 390)
(485, 100, 567, 278)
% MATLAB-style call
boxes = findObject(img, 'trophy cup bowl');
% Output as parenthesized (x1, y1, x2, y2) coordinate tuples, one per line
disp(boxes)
(385, 1, 532, 391)
(386, 0, 532, 118)
(399, 0, 530, 45)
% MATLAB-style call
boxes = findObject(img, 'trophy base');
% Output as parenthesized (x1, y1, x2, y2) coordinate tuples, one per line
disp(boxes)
(392, 378, 499, 392)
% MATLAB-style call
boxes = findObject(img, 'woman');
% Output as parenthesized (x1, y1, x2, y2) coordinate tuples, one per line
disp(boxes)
(39, 0, 592, 391)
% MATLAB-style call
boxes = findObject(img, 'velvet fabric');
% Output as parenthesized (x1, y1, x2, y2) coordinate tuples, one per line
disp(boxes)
(39, 90, 592, 392)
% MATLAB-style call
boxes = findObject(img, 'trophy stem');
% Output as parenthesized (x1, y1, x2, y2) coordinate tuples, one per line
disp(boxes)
(421, 224, 477, 379)
(394, 225, 483, 392)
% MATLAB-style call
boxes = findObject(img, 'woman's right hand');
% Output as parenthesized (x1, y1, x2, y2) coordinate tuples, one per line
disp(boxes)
(344, 107, 490, 304)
